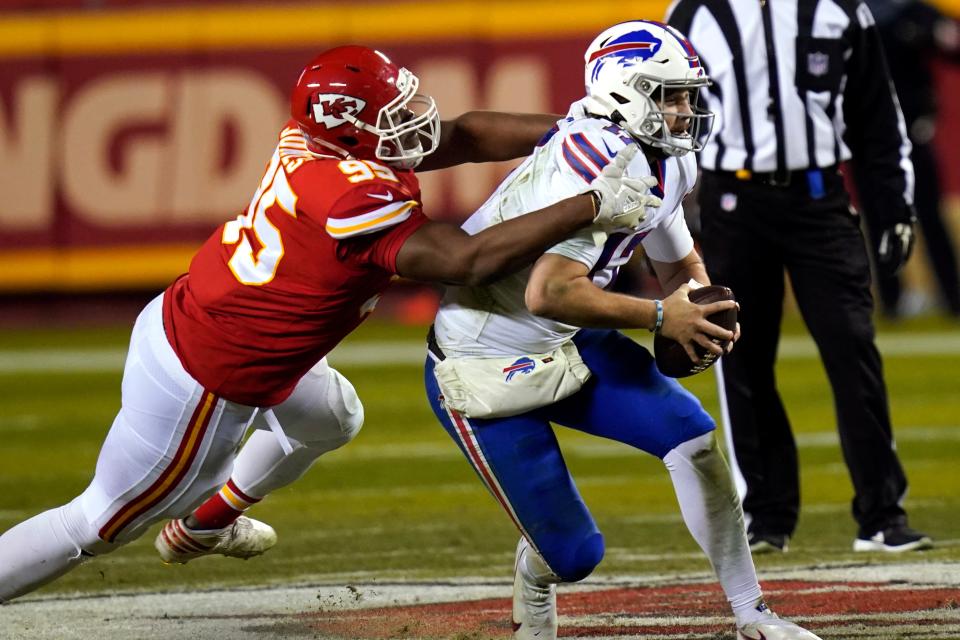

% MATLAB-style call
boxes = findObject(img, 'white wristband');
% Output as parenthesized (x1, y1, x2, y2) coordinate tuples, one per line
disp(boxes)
(651, 299, 664, 333)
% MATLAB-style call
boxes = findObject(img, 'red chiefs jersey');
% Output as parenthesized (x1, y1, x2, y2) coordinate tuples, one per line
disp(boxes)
(163, 121, 428, 406)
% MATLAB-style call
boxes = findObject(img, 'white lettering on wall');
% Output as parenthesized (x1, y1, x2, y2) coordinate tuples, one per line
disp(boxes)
(0, 58, 547, 236)
(62, 73, 168, 225)
(60, 71, 285, 227)
(168, 70, 285, 223)
(0, 77, 57, 230)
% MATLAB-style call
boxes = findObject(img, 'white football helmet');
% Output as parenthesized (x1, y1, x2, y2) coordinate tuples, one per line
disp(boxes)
(584, 20, 714, 157)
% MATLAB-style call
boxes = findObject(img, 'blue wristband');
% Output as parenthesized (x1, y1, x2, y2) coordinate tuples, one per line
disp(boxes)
(651, 299, 663, 333)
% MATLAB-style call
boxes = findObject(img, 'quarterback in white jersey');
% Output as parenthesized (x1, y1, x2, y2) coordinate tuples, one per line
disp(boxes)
(435, 99, 698, 358)
(425, 20, 824, 640)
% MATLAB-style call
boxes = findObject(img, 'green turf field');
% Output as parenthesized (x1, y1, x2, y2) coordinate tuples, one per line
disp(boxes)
(0, 315, 958, 599)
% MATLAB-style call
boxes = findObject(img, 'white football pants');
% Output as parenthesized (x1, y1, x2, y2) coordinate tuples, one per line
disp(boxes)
(0, 294, 363, 602)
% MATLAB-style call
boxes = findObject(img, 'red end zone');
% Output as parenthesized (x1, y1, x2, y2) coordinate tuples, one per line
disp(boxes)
(299, 579, 960, 639)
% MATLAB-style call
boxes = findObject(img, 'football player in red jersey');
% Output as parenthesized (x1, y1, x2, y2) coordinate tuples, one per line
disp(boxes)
(0, 45, 659, 601)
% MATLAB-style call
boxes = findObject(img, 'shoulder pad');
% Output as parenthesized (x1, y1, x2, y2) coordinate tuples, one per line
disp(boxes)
(559, 121, 627, 184)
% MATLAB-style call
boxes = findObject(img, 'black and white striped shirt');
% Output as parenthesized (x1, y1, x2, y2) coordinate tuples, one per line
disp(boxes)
(667, 0, 915, 215)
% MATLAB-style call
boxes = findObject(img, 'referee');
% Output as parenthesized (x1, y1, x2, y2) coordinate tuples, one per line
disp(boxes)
(666, 0, 933, 553)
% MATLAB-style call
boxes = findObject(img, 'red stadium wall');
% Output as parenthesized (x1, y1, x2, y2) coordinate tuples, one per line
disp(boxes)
(935, 61, 960, 194)
(1, 0, 959, 291)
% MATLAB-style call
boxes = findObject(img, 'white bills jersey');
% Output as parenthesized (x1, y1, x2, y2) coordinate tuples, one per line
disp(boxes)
(434, 100, 697, 358)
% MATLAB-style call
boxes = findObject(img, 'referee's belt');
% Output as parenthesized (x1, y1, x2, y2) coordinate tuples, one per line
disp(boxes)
(715, 166, 838, 189)
(712, 166, 839, 199)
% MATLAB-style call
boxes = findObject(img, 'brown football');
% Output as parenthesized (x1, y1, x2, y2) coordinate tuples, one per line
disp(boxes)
(653, 285, 737, 378)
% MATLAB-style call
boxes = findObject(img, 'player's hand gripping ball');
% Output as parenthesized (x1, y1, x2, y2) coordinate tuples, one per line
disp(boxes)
(654, 285, 737, 378)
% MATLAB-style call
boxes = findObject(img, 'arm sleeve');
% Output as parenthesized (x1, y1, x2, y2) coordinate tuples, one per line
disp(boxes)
(641, 204, 695, 263)
(844, 1, 916, 226)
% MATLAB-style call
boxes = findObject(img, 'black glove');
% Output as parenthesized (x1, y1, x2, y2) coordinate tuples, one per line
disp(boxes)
(877, 219, 916, 277)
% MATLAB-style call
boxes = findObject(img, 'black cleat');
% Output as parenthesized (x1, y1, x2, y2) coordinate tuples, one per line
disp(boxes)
(854, 524, 933, 552)
(748, 531, 789, 554)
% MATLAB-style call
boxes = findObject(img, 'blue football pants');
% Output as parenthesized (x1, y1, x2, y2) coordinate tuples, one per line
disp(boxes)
(424, 329, 716, 582)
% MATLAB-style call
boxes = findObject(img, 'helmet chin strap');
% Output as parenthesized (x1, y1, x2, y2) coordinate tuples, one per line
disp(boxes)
(304, 132, 354, 160)
(376, 137, 425, 169)
(661, 135, 694, 157)
(302, 127, 424, 169)
(625, 114, 694, 158)
(641, 132, 693, 158)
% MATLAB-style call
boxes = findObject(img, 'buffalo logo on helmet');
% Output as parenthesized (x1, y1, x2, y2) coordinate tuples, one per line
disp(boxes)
(502, 357, 536, 382)
(588, 29, 663, 83)
(310, 94, 367, 130)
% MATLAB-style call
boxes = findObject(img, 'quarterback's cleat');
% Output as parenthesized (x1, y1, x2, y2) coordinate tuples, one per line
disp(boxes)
(155, 516, 277, 564)
(748, 531, 789, 554)
(853, 524, 933, 553)
(737, 607, 823, 640)
(512, 538, 558, 640)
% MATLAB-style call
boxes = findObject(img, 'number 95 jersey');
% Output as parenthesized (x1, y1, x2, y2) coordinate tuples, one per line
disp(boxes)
(162, 121, 428, 407)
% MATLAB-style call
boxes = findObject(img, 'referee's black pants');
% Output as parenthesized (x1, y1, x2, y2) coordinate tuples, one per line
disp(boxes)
(698, 169, 908, 538)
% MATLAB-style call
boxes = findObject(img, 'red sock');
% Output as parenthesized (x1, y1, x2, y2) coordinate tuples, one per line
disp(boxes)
(189, 479, 261, 530)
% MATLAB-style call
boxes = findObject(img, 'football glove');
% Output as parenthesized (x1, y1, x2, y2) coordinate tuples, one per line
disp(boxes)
(582, 143, 662, 231)
(877, 220, 916, 277)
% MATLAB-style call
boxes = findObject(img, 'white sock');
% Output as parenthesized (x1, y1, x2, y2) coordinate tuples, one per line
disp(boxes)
(735, 597, 773, 626)
(0, 499, 110, 602)
(662, 433, 764, 626)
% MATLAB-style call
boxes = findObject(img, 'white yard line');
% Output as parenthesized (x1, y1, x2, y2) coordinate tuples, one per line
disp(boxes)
(1, 332, 960, 373)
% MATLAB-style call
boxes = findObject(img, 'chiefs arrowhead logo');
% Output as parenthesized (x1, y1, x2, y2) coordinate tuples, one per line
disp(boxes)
(310, 94, 367, 129)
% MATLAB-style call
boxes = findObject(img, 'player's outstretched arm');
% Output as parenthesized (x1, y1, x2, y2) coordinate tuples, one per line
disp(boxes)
(524, 253, 734, 360)
(397, 145, 653, 285)
(416, 111, 560, 172)
(395, 194, 595, 286)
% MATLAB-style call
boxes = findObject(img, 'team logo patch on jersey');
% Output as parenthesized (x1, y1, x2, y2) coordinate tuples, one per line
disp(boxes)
(311, 94, 367, 129)
(721, 192, 738, 212)
(502, 357, 536, 382)
(807, 51, 830, 77)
